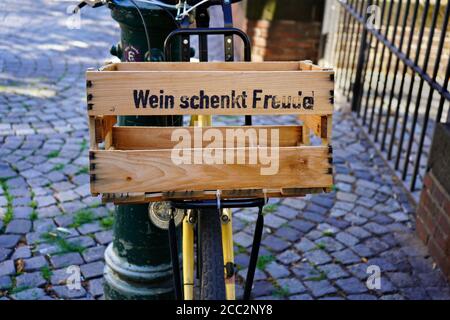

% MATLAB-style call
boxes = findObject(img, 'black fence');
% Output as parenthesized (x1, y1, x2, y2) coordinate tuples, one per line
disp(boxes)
(333, 0, 450, 194)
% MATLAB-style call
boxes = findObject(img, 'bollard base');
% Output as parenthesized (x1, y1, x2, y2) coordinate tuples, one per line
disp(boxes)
(103, 244, 174, 300)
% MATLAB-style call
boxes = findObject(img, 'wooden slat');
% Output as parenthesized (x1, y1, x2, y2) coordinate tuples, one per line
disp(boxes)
(93, 116, 117, 145)
(299, 60, 324, 71)
(86, 70, 334, 116)
(115, 61, 302, 72)
(112, 125, 303, 150)
(90, 146, 332, 194)
(299, 115, 328, 139)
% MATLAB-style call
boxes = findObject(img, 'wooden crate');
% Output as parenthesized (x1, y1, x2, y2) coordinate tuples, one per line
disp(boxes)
(86, 61, 334, 204)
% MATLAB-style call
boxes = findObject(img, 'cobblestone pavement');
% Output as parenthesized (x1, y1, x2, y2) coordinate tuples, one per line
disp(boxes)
(1, 0, 450, 300)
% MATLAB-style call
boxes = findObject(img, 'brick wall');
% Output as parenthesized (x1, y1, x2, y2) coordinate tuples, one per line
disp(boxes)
(242, 0, 325, 62)
(416, 123, 450, 280)
(245, 19, 322, 62)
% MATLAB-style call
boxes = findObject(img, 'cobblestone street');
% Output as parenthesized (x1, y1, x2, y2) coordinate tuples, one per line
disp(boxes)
(1, 0, 450, 300)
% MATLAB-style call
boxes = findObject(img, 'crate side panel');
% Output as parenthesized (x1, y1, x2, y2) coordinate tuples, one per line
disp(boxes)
(90, 146, 332, 193)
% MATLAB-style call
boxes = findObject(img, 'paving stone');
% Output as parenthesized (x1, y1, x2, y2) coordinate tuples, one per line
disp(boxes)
(88, 277, 104, 297)
(16, 271, 47, 288)
(35, 196, 56, 208)
(417, 272, 448, 288)
(387, 272, 419, 288)
(380, 294, 405, 300)
(364, 238, 390, 255)
(238, 268, 266, 282)
(11, 288, 46, 300)
(52, 285, 87, 299)
(367, 257, 397, 272)
(344, 214, 367, 225)
(425, 287, 450, 300)
(20, 208, 43, 224)
(294, 238, 316, 252)
(346, 226, 371, 239)
(0, 234, 21, 248)
(400, 287, 429, 300)
(408, 257, 434, 274)
(77, 221, 102, 235)
(310, 196, 334, 209)
(5, 219, 32, 234)
(304, 280, 337, 297)
(262, 235, 290, 252)
(274, 227, 301, 242)
(332, 249, 361, 265)
(290, 219, 315, 233)
(363, 222, 389, 235)
(335, 174, 356, 184)
(82, 245, 106, 263)
(274, 206, 298, 219)
(347, 294, 377, 300)
(0, 275, 12, 290)
(33, 219, 55, 232)
(282, 198, 307, 210)
(0, 248, 11, 262)
(50, 252, 84, 269)
(50, 268, 72, 285)
(55, 190, 79, 203)
(277, 278, 306, 295)
(336, 192, 358, 202)
(264, 214, 287, 229)
(277, 250, 300, 265)
(67, 235, 96, 248)
(23, 256, 48, 272)
(305, 204, 328, 215)
(289, 293, 313, 300)
(265, 261, 290, 278)
(94, 230, 113, 245)
(336, 277, 368, 294)
(234, 232, 253, 248)
(335, 232, 359, 246)
(315, 237, 345, 252)
(0, 260, 15, 277)
(252, 281, 275, 297)
(12, 246, 32, 260)
(318, 264, 349, 280)
(54, 214, 75, 227)
(352, 244, 374, 258)
(389, 212, 409, 222)
(80, 261, 105, 279)
(303, 250, 332, 265)
(300, 211, 326, 223)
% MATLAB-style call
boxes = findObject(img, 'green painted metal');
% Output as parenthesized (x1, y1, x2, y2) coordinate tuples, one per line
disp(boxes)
(103, 0, 182, 300)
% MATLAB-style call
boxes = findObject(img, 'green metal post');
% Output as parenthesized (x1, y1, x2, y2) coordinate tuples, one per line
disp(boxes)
(103, 0, 182, 300)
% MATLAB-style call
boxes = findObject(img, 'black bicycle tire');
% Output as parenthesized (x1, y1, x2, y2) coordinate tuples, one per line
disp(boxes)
(198, 208, 226, 300)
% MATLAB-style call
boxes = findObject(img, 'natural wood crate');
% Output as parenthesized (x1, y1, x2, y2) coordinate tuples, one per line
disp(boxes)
(86, 61, 334, 203)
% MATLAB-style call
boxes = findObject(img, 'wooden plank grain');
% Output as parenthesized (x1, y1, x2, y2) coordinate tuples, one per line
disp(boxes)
(115, 61, 302, 72)
(90, 146, 332, 194)
(86, 70, 334, 116)
(112, 125, 303, 150)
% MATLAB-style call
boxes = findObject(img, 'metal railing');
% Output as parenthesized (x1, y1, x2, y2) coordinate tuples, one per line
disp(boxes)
(331, 0, 450, 195)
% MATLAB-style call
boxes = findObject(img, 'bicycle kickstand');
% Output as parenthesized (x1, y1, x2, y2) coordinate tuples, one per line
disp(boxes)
(243, 203, 265, 300)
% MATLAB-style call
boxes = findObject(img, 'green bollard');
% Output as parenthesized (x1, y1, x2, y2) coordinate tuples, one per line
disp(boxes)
(103, 0, 182, 300)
